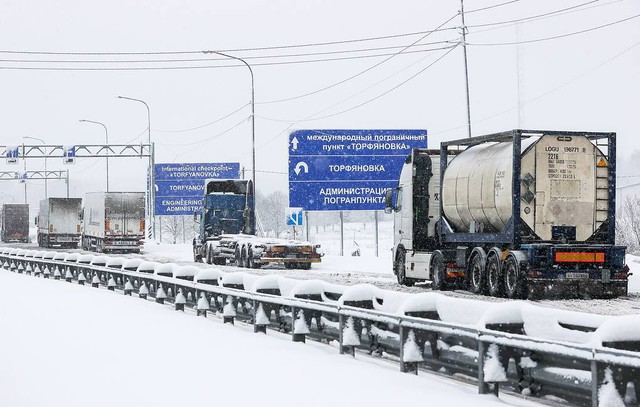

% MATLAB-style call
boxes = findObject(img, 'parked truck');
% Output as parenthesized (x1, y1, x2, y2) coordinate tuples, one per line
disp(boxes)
(385, 129, 629, 299)
(193, 179, 322, 269)
(81, 192, 145, 253)
(0, 203, 30, 243)
(36, 198, 82, 248)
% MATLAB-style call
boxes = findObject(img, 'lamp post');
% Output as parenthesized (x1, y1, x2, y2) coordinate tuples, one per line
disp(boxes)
(79, 119, 109, 192)
(203, 50, 255, 187)
(117, 95, 155, 241)
(23, 136, 47, 199)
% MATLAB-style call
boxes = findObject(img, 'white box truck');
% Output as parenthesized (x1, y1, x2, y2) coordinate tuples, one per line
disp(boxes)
(36, 198, 82, 248)
(81, 192, 145, 253)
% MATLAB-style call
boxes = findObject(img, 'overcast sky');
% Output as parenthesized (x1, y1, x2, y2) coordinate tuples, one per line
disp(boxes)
(0, 0, 638, 206)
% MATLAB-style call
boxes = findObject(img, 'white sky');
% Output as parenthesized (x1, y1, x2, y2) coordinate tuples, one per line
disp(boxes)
(0, 270, 542, 407)
(0, 0, 638, 206)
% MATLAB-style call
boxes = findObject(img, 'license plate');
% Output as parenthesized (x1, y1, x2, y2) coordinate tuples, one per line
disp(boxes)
(57, 237, 72, 242)
(566, 272, 589, 280)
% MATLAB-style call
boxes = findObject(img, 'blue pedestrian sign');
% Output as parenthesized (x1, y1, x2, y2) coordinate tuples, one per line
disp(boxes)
(5, 146, 19, 165)
(288, 129, 427, 211)
(286, 207, 304, 226)
(63, 145, 76, 164)
(154, 162, 240, 216)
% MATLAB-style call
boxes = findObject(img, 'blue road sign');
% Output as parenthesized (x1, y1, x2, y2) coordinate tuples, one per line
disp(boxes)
(5, 146, 19, 165)
(63, 145, 76, 164)
(288, 130, 427, 211)
(286, 207, 304, 226)
(154, 162, 240, 216)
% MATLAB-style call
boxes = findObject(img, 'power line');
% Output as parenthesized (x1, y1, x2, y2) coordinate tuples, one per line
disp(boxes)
(257, 12, 461, 105)
(466, 0, 519, 14)
(153, 103, 250, 133)
(468, 13, 640, 46)
(430, 38, 640, 136)
(259, 43, 460, 123)
(159, 116, 249, 147)
(0, 45, 459, 71)
(0, 40, 458, 65)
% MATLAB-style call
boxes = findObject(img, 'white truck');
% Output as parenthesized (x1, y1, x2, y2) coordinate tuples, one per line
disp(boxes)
(81, 192, 145, 253)
(36, 198, 82, 248)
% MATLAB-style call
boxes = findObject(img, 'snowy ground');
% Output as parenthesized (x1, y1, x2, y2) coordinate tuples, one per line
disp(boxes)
(0, 271, 542, 407)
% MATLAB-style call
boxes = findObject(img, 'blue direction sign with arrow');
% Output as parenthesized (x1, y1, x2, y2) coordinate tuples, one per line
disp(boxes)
(288, 129, 427, 211)
(286, 207, 304, 226)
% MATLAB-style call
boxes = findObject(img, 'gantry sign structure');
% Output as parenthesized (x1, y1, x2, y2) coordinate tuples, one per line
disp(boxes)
(1, 143, 155, 239)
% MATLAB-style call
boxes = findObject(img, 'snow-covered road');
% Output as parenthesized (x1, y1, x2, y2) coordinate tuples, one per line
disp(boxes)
(3, 240, 640, 316)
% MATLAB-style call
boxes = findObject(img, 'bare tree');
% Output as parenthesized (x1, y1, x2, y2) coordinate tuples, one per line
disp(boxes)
(160, 216, 183, 244)
(617, 195, 640, 254)
(256, 190, 288, 238)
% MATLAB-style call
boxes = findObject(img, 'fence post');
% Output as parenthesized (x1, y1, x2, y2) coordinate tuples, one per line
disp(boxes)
(590, 356, 599, 407)
(399, 323, 407, 373)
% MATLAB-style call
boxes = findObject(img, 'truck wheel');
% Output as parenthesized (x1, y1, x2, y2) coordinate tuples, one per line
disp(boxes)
(299, 262, 311, 270)
(431, 253, 447, 291)
(504, 254, 527, 299)
(214, 257, 226, 266)
(247, 247, 254, 268)
(487, 252, 505, 297)
(395, 248, 413, 286)
(468, 252, 488, 295)
(193, 247, 203, 263)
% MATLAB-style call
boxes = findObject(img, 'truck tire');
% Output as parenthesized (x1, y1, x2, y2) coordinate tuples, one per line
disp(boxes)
(468, 250, 488, 295)
(395, 248, 413, 287)
(193, 246, 203, 263)
(431, 252, 447, 291)
(504, 253, 527, 299)
(299, 262, 311, 270)
(487, 250, 505, 297)
(214, 257, 226, 266)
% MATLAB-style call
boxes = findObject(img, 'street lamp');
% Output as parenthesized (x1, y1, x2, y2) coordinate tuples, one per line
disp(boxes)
(23, 136, 47, 199)
(203, 50, 255, 187)
(117, 95, 154, 241)
(79, 119, 109, 192)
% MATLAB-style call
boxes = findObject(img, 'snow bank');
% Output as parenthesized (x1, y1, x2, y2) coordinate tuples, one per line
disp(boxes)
(592, 315, 640, 345)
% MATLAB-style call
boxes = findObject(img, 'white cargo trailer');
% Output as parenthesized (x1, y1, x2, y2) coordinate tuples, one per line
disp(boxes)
(81, 192, 145, 253)
(36, 198, 82, 248)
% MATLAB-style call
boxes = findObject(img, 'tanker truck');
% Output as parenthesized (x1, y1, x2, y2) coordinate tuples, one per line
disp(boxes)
(385, 129, 629, 299)
(193, 179, 322, 269)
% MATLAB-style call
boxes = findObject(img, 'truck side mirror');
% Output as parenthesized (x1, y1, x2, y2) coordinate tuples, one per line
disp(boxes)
(79, 210, 84, 221)
(193, 212, 201, 223)
(34, 216, 38, 226)
(384, 189, 394, 214)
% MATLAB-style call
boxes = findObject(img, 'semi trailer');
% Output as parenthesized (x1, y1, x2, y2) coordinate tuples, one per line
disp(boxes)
(193, 179, 322, 269)
(0, 203, 29, 243)
(36, 198, 82, 248)
(385, 129, 628, 299)
(81, 192, 145, 253)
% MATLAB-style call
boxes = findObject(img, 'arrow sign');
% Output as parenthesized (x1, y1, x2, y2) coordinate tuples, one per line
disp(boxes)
(286, 207, 304, 226)
(294, 161, 309, 175)
(290, 136, 299, 151)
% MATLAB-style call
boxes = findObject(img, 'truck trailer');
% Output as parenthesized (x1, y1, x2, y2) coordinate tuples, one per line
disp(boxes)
(0, 203, 29, 243)
(193, 179, 322, 269)
(81, 192, 145, 253)
(36, 198, 82, 248)
(385, 129, 628, 299)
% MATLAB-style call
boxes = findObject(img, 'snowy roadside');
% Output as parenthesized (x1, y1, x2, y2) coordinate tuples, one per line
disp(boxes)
(0, 271, 541, 407)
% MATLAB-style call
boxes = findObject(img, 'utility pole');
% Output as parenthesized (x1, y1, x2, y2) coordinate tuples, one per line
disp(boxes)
(460, 0, 472, 138)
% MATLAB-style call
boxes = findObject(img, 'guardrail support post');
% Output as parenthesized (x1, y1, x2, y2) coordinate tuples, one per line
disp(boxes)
(590, 359, 599, 407)
(399, 324, 407, 373)
(292, 308, 309, 343)
(254, 301, 268, 334)
(223, 296, 236, 324)
(339, 314, 345, 354)
(478, 340, 489, 394)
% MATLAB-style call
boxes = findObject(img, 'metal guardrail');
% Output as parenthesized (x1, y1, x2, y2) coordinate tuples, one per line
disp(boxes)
(1, 250, 639, 407)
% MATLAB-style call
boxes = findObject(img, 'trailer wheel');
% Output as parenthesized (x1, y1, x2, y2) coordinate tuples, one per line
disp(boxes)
(487, 251, 505, 297)
(505, 254, 527, 299)
(299, 262, 311, 270)
(431, 252, 447, 291)
(194, 246, 203, 263)
(235, 247, 243, 267)
(395, 248, 413, 286)
(247, 247, 255, 268)
(468, 251, 488, 295)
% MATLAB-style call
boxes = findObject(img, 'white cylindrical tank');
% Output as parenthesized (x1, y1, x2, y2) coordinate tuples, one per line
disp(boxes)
(441, 135, 608, 241)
